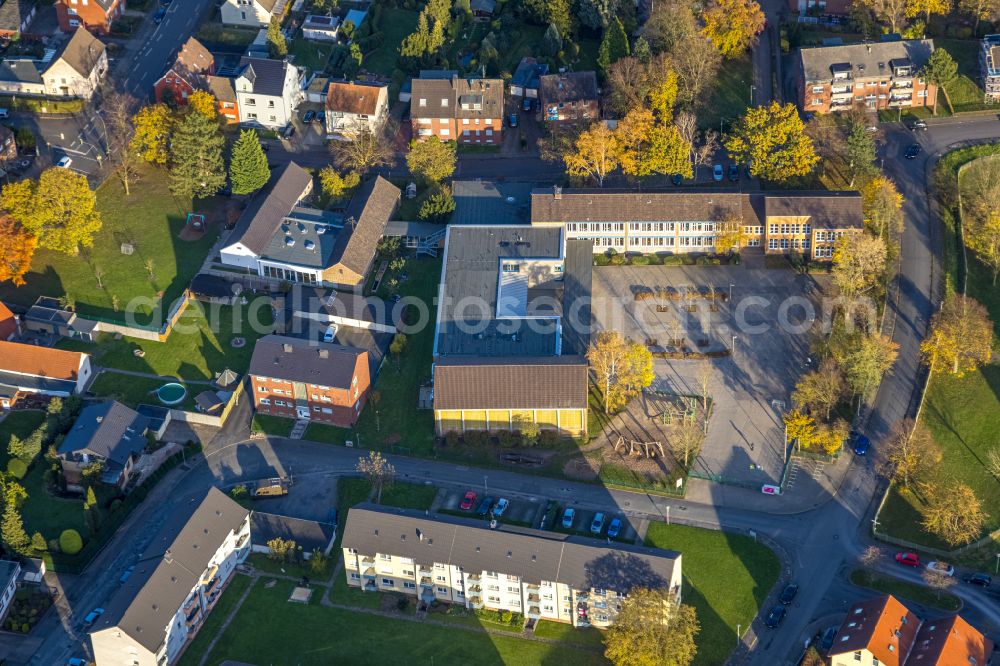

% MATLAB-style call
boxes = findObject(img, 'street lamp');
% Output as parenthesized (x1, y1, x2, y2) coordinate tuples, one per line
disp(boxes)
(729, 283, 734, 301)
(731, 335, 737, 354)
(484, 475, 488, 496)
(750, 85, 755, 106)
(736, 623, 741, 645)
(995, 553, 999, 575)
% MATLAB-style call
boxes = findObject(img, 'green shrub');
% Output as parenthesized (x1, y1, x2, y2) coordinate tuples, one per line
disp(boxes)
(662, 254, 684, 265)
(631, 255, 651, 266)
(608, 254, 626, 266)
(463, 430, 490, 447)
(6, 459, 27, 479)
(58, 529, 83, 555)
(495, 429, 519, 448)
(444, 431, 460, 448)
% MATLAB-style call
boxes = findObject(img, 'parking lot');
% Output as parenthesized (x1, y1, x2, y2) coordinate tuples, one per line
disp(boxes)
(592, 262, 825, 488)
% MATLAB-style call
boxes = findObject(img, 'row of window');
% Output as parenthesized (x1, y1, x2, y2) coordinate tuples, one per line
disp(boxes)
(812, 90, 927, 106)
(768, 224, 812, 235)
(815, 230, 851, 242)
(566, 222, 717, 232)
(258, 399, 337, 415)
(768, 239, 810, 250)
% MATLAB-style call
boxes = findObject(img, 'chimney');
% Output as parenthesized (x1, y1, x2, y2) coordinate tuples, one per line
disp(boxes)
(318, 349, 329, 359)
(282, 343, 293, 353)
(553, 185, 562, 200)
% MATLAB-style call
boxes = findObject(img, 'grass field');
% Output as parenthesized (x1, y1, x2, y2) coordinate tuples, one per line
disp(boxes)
(192, 578, 608, 666)
(89, 371, 198, 411)
(379, 481, 437, 510)
(58, 300, 274, 380)
(700, 56, 754, 132)
(289, 35, 335, 73)
(20, 463, 86, 543)
(0, 166, 220, 326)
(533, 620, 605, 650)
(0, 411, 46, 468)
(849, 569, 960, 611)
(935, 39, 988, 112)
(363, 10, 419, 76)
(645, 523, 780, 666)
(179, 573, 253, 664)
(251, 413, 294, 438)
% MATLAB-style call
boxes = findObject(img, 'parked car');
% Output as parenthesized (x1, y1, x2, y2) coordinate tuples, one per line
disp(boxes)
(493, 498, 509, 517)
(851, 431, 871, 456)
(712, 164, 724, 181)
(459, 490, 477, 510)
(509, 113, 518, 128)
(523, 98, 533, 112)
(671, 173, 683, 186)
(590, 513, 605, 535)
(779, 583, 799, 604)
(82, 608, 104, 626)
(963, 573, 992, 587)
(895, 552, 920, 567)
(905, 144, 922, 159)
(153, 7, 166, 22)
(119, 565, 135, 584)
(764, 605, 786, 628)
(909, 119, 928, 131)
(728, 164, 740, 181)
(925, 561, 955, 577)
(819, 626, 838, 652)
(323, 325, 338, 343)
(476, 496, 494, 516)
(282, 124, 296, 139)
(561, 508, 576, 529)
(316, 111, 325, 124)
(67, 659, 88, 666)
(607, 518, 622, 538)
(56, 156, 72, 169)
(303, 110, 316, 123)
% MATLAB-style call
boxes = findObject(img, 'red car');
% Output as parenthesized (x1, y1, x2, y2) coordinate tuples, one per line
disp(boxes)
(460, 491, 477, 511)
(895, 552, 920, 567)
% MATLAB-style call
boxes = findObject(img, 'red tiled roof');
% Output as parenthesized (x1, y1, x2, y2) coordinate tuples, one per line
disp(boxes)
(0, 302, 15, 340)
(0, 340, 85, 380)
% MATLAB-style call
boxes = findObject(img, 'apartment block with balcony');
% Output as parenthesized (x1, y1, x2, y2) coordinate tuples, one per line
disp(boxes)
(798, 40, 936, 113)
(410, 72, 503, 144)
(89, 488, 251, 666)
(342, 504, 682, 628)
(982, 34, 1000, 102)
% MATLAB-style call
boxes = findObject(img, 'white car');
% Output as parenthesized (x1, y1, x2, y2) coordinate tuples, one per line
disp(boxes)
(926, 561, 954, 577)
(322, 325, 338, 343)
(56, 156, 73, 169)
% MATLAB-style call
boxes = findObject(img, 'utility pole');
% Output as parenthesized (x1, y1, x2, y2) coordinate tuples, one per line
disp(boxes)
(484, 475, 488, 496)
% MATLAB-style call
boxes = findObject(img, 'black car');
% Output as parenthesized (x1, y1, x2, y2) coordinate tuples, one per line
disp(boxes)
(671, 173, 683, 186)
(905, 144, 922, 159)
(153, 7, 166, 22)
(963, 572, 992, 587)
(779, 583, 799, 605)
(728, 164, 740, 182)
(819, 627, 838, 651)
(303, 110, 316, 123)
(764, 605, 786, 628)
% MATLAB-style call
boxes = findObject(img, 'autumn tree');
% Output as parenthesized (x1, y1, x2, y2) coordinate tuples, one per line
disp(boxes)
(792, 358, 846, 421)
(832, 233, 888, 301)
(187, 90, 218, 120)
(603, 588, 699, 666)
(961, 156, 1000, 283)
(881, 418, 940, 489)
(564, 123, 619, 186)
(922, 568, 957, 601)
(588, 331, 654, 414)
(356, 451, 395, 503)
(920, 293, 993, 376)
(330, 122, 396, 174)
(614, 109, 692, 178)
(0, 216, 36, 286)
(783, 409, 817, 451)
(406, 136, 456, 185)
(906, 0, 950, 26)
(862, 176, 904, 241)
(986, 447, 1000, 478)
(725, 102, 819, 182)
(319, 166, 360, 200)
(920, 48, 958, 114)
(854, 0, 908, 33)
(598, 17, 631, 75)
(958, 0, 1000, 35)
(859, 545, 883, 567)
(102, 91, 140, 195)
(229, 129, 270, 195)
(712, 213, 745, 255)
(921, 481, 987, 546)
(813, 419, 849, 455)
(843, 333, 898, 401)
(700, 0, 765, 59)
(671, 34, 722, 106)
(671, 418, 706, 468)
(1, 168, 102, 255)
(131, 103, 173, 165)
(169, 110, 226, 199)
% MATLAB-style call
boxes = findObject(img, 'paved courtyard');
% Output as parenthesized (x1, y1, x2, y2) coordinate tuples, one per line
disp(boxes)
(592, 263, 827, 488)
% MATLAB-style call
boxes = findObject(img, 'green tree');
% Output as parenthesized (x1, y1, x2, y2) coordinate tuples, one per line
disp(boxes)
(862, 176, 904, 241)
(418, 187, 456, 222)
(169, 111, 226, 199)
(30, 531, 47, 555)
(633, 36, 652, 63)
(920, 48, 957, 114)
(267, 17, 287, 58)
(406, 136, 456, 184)
(724, 102, 819, 182)
(598, 17, 630, 76)
(319, 166, 360, 200)
(543, 22, 563, 57)
(843, 333, 898, 401)
(1, 507, 30, 556)
(229, 129, 271, 195)
(920, 293, 993, 376)
(604, 589, 699, 666)
(1, 168, 102, 255)
(845, 121, 878, 187)
(578, 0, 621, 29)
(309, 549, 329, 574)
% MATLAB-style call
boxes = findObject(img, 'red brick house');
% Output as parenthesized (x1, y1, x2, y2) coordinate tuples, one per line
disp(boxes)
(410, 73, 503, 145)
(248, 335, 370, 427)
(56, 0, 125, 34)
(153, 37, 214, 107)
(538, 71, 599, 124)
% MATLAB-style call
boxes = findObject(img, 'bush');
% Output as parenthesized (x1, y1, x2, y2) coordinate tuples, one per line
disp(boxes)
(396, 596, 410, 612)
(6, 459, 27, 479)
(662, 254, 684, 265)
(463, 430, 490, 447)
(59, 530, 83, 555)
(608, 253, 626, 266)
(418, 188, 456, 222)
(47, 539, 60, 553)
(495, 429, 519, 448)
(631, 255, 652, 265)
(443, 431, 460, 448)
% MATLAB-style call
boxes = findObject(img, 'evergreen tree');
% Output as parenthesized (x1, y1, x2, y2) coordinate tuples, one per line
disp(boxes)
(543, 22, 563, 57)
(84, 486, 101, 535)
(30, 531, 46, 555)
(597, 17, 630, 76)
(229, 129, 271, 195)
(633, 36, 652, 63)
(1, 507, 30, 556)
(267, 17, 287, 58)
(169, 111, 226, 200)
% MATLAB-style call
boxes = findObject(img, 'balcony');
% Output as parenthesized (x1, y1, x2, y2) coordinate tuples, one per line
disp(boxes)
(236, 533, 250, 549)
(361, 556, 375, 566)
(528, 605, 541, 617)
(527, 593, 540, 603)
(468, 584, 482, 593)
(363, 567, 376, 577)
(467, 574, 481, 581)
(363, 582, 378, 592)
(830, 91, 852, 101)
(418, 565, 433, 574)
(526, 583, 539, 591)
(888, 99, 913, 107)
(469, 595, 484, 608)
(420, 577, 434, 588)
(203, 577, 221, 596)
(183, 596, 200, 615)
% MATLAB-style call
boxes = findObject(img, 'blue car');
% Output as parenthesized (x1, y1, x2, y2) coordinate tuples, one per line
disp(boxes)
(493, 498, 509, 517)
(590, 513, 605, 535)
(119, 565, 135, 584)
(851, 431, 871, 456)
(607, 518, 622, 538)
(477, 496, 494, 516)
(561, 508, 575, 529)
(509, 113, 518, 128)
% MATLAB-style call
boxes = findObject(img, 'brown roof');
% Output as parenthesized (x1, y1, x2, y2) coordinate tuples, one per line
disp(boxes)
(0, 302, 15, 340)
(829, 595, 921, 666)
(207, 75, 237, 103)
(56, 28, 106, 77)
(909, 615, 994, 665)
(763, 191, 863, 228)
(0, 340, 85, 381)
(326, 81, 385, 116)
(530, 188, 763, 226)
(174, 37, 213, 75)
(227, 162, 314, 256)
(538, 71, 599, 105)
(248, 334, 367, 388)
(433, 356, 589, 411)
(411, 76, 504, 120)
(330, 175, 400, 275)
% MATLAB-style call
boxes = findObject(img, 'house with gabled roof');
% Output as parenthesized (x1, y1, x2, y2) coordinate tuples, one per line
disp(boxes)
(56, 0, 124, 34)
(410, 73, 504, 145)
(0, 27, 107, 99)
(220, 0, 287, 27)
(233, 56, 303, 128)
(0, 0, 37, 38)
(539, 71, 599, 123)
(0, 340, 92, 409)
(56, 401, 151, 490)
(153, 37, 214, 107)
(88, 488, 251, 666)
(325, 80, 388, 138)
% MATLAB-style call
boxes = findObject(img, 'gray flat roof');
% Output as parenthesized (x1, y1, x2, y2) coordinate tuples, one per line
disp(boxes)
(452, 180, 534, 225)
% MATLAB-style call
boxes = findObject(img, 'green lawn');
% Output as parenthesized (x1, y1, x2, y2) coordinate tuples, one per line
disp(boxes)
(700, 56, 754, 132)
(251, 413, 294, 438)
(89, 371, 198, 411)
(58, 300, 273, 380)
(379, 482, 437, 510)
(363, 10, 419, 76)
(289, 35, 335, 73)
(533, 620, 605, 650)
(328, 571, 382, 609)
(849, 569, 960, 611)
(0, 411, 46, 468)
(20, 463, 86, 543)
(0, 165, 221, 326)
(180, 573, 253, 664)
(935, 39, 988, 112)
(644, 523, 780, 666)
(193, 578, 608, 666)
(246, 552, 315, 580)
(194, 23, 258, 49)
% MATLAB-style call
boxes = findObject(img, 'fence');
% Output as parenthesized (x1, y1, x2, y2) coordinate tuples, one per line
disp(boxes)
(77, 291, 194, 342)
(165, 378, 246, 429)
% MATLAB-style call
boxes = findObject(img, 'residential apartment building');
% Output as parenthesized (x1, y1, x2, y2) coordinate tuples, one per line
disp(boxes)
(56, 0, 124, 33)
(89, 488, 251, 666)
(0, 27, 107, 99)
(153, 37, 214, 107)
(410, 73, 503, 145)
(432, 225, 592, 437)
(325, 80, 388, 138)
(798, 40, 936, 113)
(538, 71, 599, 123)
(827, 595, 994, 666)
(248, 334, 371, 426)
(788, 0, 850, 15)
(56, 401, 151, 490)
(234, 57, 303, 129)
(982, 34, 1000, 102)
(529, 187, 864, 260)
(0, 341, 92, 409)
(342, 504, 682, 628)
(0, 561, 20, 623)
(221, 0, 286, 27)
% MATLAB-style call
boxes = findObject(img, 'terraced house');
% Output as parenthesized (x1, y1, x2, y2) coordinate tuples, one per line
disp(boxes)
(342, 504, 682, 628)
(529, 187, 863, 260)
(410, 72, 504, 145)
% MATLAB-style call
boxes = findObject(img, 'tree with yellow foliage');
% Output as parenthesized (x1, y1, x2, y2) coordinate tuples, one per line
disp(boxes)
(813, 419, 849, 455)
(588, 331, 654, 414)
(783, 409, 817, 451)
(920, 293, 993, 376)
(712, 213, 746, 255)
(0, 216, 36, 286)
(906, 0, 950, 24)
(187, 90, 218, 120)
(724, 102, 819, 182)
(604, 589, 699, 666)
(862, 176, 904, 240)
(700, 0, 766, 59)
(564, 123, 619, 187)
(614, 109, 693, 179)
(648, 70, 679, 123)
(130, 104, 173, 165)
